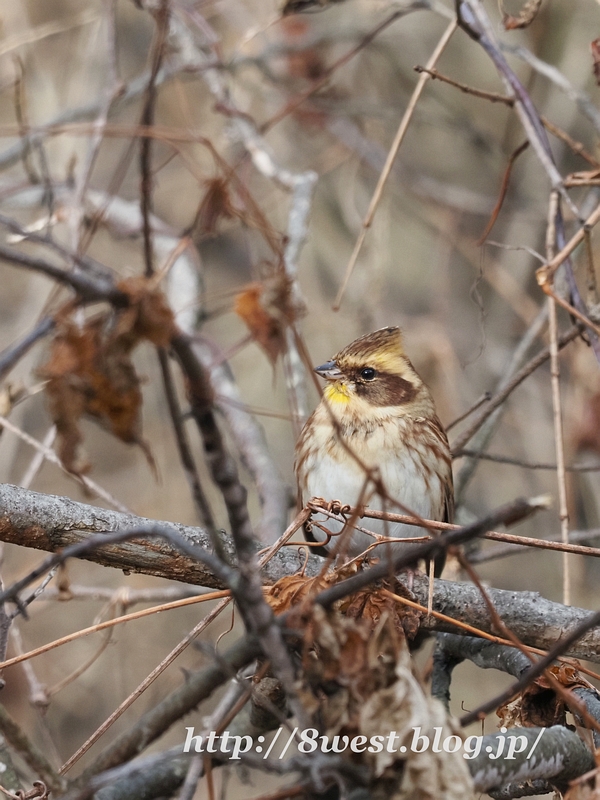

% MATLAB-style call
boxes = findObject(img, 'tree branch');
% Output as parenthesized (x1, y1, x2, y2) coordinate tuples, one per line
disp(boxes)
(0, 484, 313, 590)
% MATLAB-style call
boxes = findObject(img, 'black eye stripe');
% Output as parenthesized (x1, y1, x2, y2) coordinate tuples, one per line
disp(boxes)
(355, 372, 417, 406)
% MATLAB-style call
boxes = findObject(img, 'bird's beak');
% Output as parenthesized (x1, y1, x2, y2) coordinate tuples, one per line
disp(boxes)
(314, 360, 344, 381)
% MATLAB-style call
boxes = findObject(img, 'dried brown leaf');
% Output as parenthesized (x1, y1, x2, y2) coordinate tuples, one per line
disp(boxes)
(341, 584, 422, 641)
(39, 281, 175, 474)
(592, 38, 600, 86)
(565, 779, 600, 800)
(266, 572, 321, 614)
(234, 271, 305, 364)
(114, 277, 176, 347)
(275, 591, 473, 798)
(573, 390, 600, 454)
(501, 0, 543, 30)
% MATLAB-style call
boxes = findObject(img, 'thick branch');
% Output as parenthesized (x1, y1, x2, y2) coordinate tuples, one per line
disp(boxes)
(0, 484, 315, 589)
(411, 573, 600, 663)
(470, 726, 594, 794)
(3, 485, 600, 661)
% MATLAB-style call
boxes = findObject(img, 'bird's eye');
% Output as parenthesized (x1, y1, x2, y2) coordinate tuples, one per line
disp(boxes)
(360, 367, 376, 381)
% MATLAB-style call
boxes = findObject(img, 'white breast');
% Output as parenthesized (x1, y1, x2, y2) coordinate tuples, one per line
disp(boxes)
(298, 416, 446, 558)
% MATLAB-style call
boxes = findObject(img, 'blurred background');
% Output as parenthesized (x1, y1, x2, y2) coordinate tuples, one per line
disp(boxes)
(0, 0, 600, 795)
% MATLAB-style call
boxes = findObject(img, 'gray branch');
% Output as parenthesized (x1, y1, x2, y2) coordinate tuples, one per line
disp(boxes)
(0, 483, 315, 590)
(3, 484, 600, 661)
(410, 572, 600, 663)
(470, 726, 594, 795)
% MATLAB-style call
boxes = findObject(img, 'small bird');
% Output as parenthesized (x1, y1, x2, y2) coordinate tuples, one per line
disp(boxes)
(295, 327, 454, 564)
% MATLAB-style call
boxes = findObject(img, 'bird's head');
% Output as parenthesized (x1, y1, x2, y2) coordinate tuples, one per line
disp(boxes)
(314, 327, 432, 413)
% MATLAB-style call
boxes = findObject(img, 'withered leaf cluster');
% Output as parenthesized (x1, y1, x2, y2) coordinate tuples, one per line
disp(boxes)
(193, 177, 241, 238)
(39, 278, 176, 475)
(301, 605, 472, 799)
(266, 570, 473, 799)
(267, 566, 421, 639)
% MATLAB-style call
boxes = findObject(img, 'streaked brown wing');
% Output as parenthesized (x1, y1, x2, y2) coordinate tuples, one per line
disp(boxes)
(442, 469, 455, 524)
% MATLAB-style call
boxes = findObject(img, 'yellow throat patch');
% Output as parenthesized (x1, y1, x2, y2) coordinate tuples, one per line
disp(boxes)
(324, 382, 351, 405)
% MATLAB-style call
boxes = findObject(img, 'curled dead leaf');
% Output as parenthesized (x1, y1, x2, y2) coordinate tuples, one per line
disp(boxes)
(267, 567, 421, 639)
(266, 572, 322, 614)
(501, 0, 543, 29)
(341, 584, 422, 641)
(39, 281, 175, 474)
(234, 270, 305, 364)
(296, 604, 474, 798)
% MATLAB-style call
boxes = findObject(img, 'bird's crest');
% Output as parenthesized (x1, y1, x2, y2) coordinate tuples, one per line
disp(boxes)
(335, 326, 406, 372)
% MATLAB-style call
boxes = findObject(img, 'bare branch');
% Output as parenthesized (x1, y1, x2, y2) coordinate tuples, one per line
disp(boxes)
(0, 483, 310, 590)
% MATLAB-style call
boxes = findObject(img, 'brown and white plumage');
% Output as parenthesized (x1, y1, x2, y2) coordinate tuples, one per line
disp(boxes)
(295, 327, 453, 560)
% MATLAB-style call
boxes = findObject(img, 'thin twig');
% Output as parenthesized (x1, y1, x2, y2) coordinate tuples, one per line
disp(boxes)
(460, 603, 600, 726)
(0, 590, 231, 672)
(454, 449, 600, 472)
(451, 324, 580, 455)
(60, 509, 306, 773)
(385, 588, 600, 683)
(314, 496, 547, 609)
(469, 528, 600, 564)
(0, 414, 130, 513)
(478, 140, 529, 245)
(59, 597, 232, 774)
(537, 201, 600, 285)
(445, 393, 491, 432)
(260, 7, 423, 134)
(19, 426, 56, 489)
(0, 704, 65, 793)
(333, 18, 458, 311)
(546, 193, 570, 606)
(585, 227, 599, 307)
(415, 64, 600, 167)
(157, 347, 216, 530)
(0, 317, 55, 383)
(140, 0, 170, 277)
(310, 502, 600, 559)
